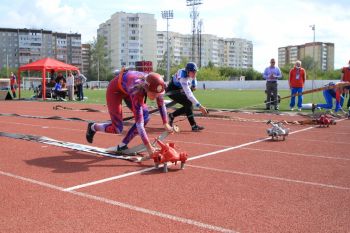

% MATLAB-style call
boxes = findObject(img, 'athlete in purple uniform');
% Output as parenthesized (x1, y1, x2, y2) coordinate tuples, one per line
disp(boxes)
(86, 70, 173, 156)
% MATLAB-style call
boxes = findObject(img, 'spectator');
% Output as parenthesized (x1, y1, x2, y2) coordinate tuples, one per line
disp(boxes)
(340, 60, 350, 108)
(166, 62, 208, 131)
(49, 70, 55, 83)
(10, 72, 17, 98)
(85, 71, 173, 157)
(66, 70, 75, 101)
(289, 60, 306, 111)
(53, 79, 67, 101)
(55, 72, 66, 84)
(263, 58, 282, 110)
(74, 71, 87, 101)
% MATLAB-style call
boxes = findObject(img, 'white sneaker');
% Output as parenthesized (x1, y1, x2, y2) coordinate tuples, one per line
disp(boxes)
(298, 108, 302, 111)
(290, 108, 294, 111)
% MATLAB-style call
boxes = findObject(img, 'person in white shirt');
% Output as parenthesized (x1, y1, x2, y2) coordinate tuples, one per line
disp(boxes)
(66, 70, 75, 101)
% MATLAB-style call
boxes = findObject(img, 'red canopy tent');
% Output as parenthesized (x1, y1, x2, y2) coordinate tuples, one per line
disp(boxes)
(18, 58, 79, 100)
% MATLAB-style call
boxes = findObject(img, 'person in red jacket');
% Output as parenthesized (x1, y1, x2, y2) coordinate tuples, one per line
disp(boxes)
(10, 72, 17, 98)
(289, 60, 306, 111)
(340, 60, 350, 108)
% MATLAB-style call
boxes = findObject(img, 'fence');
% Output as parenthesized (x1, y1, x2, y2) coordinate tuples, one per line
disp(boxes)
(197, 80, 339, 90)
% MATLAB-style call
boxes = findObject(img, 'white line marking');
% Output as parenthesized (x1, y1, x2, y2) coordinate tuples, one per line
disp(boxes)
(242, 148, 350, 161)
(64, 167, 156, 191)
(0, 170, 236, 233)
(188, 126, 314, 161)
(187, 165, 350, 191)
(64, 127, 314, 190)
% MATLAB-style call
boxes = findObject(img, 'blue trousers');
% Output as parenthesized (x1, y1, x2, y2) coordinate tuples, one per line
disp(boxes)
(317, 90, 344, 112)
(289, 87, 303, 108)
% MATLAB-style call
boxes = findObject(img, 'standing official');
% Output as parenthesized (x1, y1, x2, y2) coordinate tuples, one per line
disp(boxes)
(289, 60, 306, 111)
(263, 58, 282, 110)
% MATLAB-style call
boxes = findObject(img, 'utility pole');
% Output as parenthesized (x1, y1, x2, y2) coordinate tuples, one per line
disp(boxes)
(161, 10, 173, 82)
(6, 54, 9, 78)
(97, 57, 100, 89)
(186, 0, 202, 63)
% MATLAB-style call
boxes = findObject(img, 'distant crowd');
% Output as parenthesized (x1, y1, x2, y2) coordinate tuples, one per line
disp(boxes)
(41, 70, 87, 101)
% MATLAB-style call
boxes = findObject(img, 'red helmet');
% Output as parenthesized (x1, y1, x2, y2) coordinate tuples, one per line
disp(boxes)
(145, 73, 165, 94)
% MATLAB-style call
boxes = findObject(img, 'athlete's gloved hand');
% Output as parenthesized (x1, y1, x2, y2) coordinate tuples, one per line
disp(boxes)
(199, 105, 208, 115)
(146, 143, 156, 158)
(164, 123, 174, 133)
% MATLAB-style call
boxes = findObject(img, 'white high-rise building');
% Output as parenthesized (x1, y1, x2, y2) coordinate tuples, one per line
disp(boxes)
(98, 12, 157, 71)
(156, 31, 253, 69)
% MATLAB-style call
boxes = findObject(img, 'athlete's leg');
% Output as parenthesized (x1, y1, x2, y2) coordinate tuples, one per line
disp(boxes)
(169, 93, 196, 126)
(121, 104, 150, 145)
(316, 91, 333, 110)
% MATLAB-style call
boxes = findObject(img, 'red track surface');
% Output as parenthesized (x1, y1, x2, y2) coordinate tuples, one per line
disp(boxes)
(1, 100, 349, 233)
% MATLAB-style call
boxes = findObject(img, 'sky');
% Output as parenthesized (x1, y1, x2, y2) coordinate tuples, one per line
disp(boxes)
(1, 0, 349, 71)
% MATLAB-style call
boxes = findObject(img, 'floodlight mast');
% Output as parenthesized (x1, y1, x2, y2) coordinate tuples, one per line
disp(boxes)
(161, 10, 174, 81)
(310, 24, 316, 103)
(186, 0, 202, 63)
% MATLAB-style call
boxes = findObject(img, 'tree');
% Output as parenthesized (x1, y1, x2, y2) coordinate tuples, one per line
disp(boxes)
(89, 36, 113, 82)
(301, 56, 315, 71)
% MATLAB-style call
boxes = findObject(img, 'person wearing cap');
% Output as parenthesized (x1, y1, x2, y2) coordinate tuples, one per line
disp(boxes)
(313, 82, 346, 113)
(86, 70, 173, 157)
(340, 60, 350, 108)
(289, 60, 306, 111)
(167, 62, 208, 132)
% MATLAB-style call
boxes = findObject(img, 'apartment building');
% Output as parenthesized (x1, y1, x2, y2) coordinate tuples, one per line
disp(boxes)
(81, 43, 91, 75)
(278, 42, 334, 71)
(98, 12, 157, 71)
(156, 31, 253, 68)
(0, 27, 82, 69)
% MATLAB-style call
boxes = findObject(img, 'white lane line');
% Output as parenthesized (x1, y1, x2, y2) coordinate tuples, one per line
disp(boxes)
(0, 170, 236, 233)
(64, 167, 156, 191)
(187, 165, 350, 191)
(242, 148, 350, 161)
(64, 127, 314, 191)
(188, 126, 314, 161)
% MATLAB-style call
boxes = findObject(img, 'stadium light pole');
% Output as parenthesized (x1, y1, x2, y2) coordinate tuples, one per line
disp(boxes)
(161, 10, 173, 82)
(310, 24, 316, 102)
(186, 0, 202, 63)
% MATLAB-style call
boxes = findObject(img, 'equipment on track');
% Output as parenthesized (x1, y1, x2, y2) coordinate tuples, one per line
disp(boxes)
(266, 120, 289, 141)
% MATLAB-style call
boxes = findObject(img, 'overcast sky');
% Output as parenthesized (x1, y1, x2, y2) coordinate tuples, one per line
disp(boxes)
(1, 0, 349, 71)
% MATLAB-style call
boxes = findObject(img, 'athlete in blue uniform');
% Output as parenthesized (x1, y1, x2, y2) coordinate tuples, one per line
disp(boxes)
(314, 82, 345, 113)
(166, 62, 208, 131)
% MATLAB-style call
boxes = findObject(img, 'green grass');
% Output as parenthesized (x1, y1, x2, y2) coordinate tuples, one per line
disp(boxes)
(19, 88, 329, 111)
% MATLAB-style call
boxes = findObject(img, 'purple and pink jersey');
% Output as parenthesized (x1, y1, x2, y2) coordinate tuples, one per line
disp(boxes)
(102, 70, 167, 146)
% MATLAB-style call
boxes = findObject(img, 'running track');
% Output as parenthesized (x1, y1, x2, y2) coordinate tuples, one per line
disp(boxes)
(0, 101, 349, 233)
